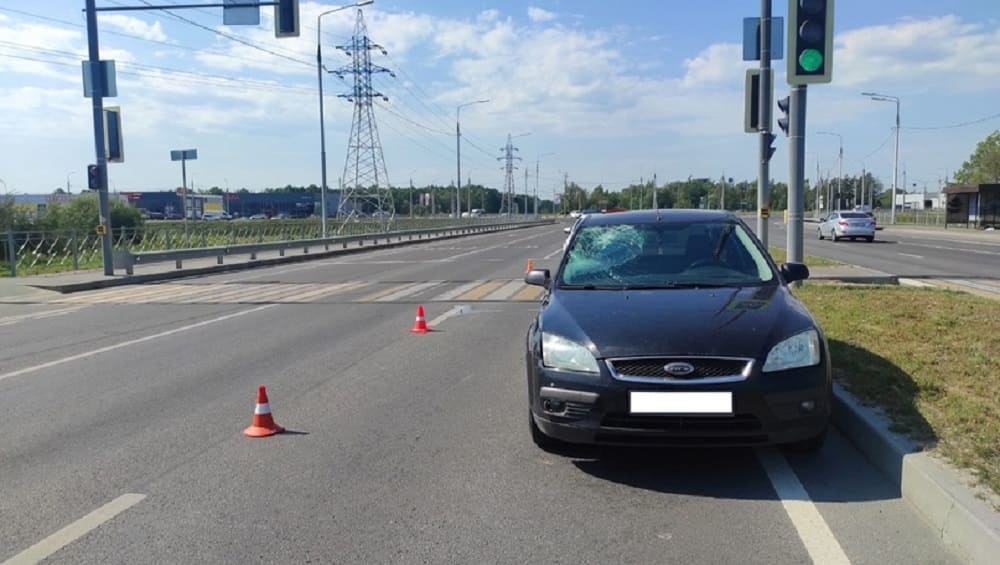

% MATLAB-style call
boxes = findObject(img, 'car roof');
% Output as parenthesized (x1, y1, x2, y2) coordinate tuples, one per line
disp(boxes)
(578, 209, 740, 227)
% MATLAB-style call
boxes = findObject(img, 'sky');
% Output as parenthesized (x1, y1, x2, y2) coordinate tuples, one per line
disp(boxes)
(1, 0, 999, 202)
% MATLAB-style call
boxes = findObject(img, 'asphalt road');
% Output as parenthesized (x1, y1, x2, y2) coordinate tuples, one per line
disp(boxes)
(765, 221, 1000, 282)
(0, 223, 962, 564)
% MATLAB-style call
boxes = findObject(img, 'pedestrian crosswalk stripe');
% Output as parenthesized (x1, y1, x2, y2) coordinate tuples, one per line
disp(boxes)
(33, 279, 549, 305)
(429, 280, 483, 302)
(375, 281, 444, 302)
(512, 285, 545, 301)
(455, 280, 508, 300)
(355, 282, 424, 303)
(482, 279, 525, 301)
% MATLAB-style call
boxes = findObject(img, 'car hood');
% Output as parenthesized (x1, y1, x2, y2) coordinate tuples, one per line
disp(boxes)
(540, 285, 814, 360)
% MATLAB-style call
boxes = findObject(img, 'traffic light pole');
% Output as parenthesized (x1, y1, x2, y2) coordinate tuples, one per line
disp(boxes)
(757, 0, 773, 247)
(787, 85, 807, 268)
(85, 0, 114, 276)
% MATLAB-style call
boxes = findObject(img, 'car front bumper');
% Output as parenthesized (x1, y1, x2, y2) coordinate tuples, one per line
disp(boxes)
(528, 361, 830, 447)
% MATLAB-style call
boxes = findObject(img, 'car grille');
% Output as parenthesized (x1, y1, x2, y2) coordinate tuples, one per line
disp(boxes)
(608, 357, 751, 381)
(601, 414, 763, 433)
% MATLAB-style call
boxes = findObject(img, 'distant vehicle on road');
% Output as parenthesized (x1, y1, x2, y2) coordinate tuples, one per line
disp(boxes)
(201, 212, 231, 221)
(525, 210, 831, 451)
(569, 210, 582, 219)
(818, 211, 875, 242)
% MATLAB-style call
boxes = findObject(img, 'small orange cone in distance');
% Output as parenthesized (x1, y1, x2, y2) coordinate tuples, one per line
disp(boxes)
(410, 305, 430, 334)
(243, 385, 284, 437)
(525, 259, 534, 273)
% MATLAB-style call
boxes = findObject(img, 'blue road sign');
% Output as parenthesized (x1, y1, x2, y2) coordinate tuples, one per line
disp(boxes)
(742, 17, 784, 61)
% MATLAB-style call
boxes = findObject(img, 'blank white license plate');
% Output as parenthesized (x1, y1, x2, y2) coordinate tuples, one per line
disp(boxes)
(629, 391, 733, 415)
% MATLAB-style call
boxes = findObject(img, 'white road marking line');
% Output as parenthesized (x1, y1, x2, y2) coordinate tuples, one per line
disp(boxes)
(898, 252, 924, 259)
(428, 305, 466, 327)
(375, 281, 444, 302)
(903, 242, 1000, 256)
(429, 281, 485, 302)
(2, 493, 146, 565)
(756, 448, 851, 565)
(482, 279, 525, 301)
(0, 304, 277, 382)
(441, 231, 559, 262)
(543, 247, 564, 260)
(0, 306, 87, 326)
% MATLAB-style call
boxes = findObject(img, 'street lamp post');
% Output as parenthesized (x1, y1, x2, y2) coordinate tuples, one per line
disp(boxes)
(456, 99, 489, 218)
(66, 171, 75, 195)
(318, 1, 374, 238)
(817, 131, 843, 211)
(535, 152, 555, 216)
(863, 92, 900, 224)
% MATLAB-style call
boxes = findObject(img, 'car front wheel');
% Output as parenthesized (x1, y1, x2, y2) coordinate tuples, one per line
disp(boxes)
(818, 229, 825, 240)
(529, 410, 562, 451)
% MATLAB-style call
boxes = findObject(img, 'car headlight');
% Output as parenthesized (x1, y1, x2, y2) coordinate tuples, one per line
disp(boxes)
(762, 329, 820, 372)
(541, 332, 600, 374)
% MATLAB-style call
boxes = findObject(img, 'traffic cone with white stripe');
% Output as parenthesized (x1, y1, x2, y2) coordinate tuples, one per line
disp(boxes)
(243, 385, 284, 437)
(410, 305, 430, 334)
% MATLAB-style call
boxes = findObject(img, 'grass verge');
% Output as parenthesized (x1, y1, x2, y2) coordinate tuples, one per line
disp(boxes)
(795, 284, 1000, 497)
(768, 246, 841, 267)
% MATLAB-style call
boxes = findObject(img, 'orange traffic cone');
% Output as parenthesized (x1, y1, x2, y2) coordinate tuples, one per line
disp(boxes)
(243, 385, 284, 437)
(525, 259, 534, 273)
(410, 305, 430, 334)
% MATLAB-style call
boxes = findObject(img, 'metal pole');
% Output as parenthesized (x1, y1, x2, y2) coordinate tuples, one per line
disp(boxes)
(85, 0, 114, 275)
(837, 140, 843, 210)
(456, 109, 461, 217)
(6, 230, 15, 277)
(409, 177, 413, 218)
(757, 0, 772, 247)
(524, 167, 529, 215)
(815, 156, 821, 215)
(317, 23, 328, 238)
(534, 160, 539, 215)
(787, 85, 806, 268)
(861, 167, 866, 210)
(181, 157, 188, 238)
(891, 100, 899, 224)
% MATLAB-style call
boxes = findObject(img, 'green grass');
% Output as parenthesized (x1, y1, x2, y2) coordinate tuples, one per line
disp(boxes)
(795, 284, 1000, 498)
(768, 246, 841, 267)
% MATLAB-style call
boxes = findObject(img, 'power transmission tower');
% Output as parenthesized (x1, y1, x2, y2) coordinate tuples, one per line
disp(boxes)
(334, 9, 395, 226)
(498, 134, 522, 215)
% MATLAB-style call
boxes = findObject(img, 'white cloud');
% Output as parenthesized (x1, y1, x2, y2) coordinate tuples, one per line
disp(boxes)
(834, 15, 1000, 91)
(528, 7, 558, 23)
(680, 43, 744, 88)
(102, 15, 168, 42)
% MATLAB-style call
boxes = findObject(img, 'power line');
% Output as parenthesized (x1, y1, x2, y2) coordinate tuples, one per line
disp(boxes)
(901, 111, 1000, 131)
(120, 0, 315, 68)
(0, 40, 313, 94)
(858, 130, 894, 163)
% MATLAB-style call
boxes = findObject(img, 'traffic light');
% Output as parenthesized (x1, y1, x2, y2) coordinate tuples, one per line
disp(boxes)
(788, 0, 834, 84)
(274, 0, 299, 38)
(87, 164, 101, 190)
(777, 96, 791, 136)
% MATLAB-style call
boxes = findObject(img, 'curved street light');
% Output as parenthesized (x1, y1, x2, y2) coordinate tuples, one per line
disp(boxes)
(457, 99, 490, 215)
(862, 91, 901, 223)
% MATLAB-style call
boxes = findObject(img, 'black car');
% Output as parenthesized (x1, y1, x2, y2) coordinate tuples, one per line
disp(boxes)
(524, 210, 831, 451)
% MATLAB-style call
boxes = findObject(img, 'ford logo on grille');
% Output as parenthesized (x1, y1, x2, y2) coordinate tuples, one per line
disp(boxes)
(664, 362, 696, 377)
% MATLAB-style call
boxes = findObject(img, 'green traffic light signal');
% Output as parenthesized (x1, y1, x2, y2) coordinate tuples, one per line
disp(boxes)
(799, 48, 823, 72)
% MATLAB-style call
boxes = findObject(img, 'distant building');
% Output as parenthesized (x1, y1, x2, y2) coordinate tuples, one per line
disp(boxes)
(894, 192, 945, 210)
(942, 184, 1000, 228)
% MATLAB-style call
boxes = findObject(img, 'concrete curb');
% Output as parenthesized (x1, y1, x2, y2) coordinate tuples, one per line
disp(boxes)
(809, 274, 900, 285)
(832, 383, 1000, 564)
(26, 222, 550, 294)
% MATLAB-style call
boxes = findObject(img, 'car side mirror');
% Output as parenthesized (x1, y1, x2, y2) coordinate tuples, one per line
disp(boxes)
(780, 262, 810, 284)
(563, 226, 572, 234)
(525, 269, 551, 288)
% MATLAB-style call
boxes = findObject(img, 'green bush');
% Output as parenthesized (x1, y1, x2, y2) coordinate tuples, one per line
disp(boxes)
(36, 194, 144, 233)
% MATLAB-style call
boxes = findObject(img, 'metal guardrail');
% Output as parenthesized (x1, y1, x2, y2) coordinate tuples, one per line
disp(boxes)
(112, 220, 549, 275)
